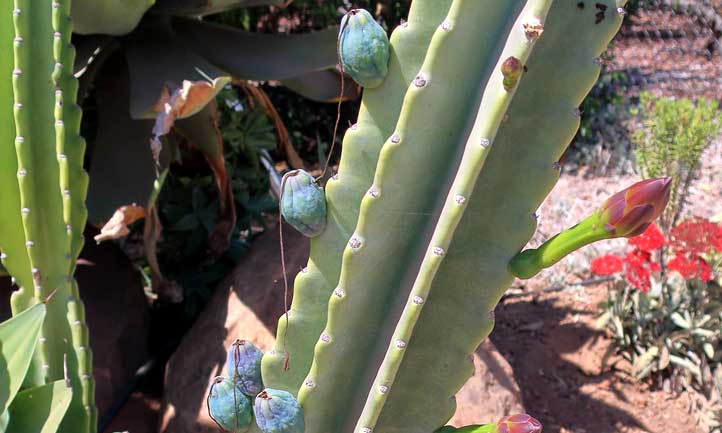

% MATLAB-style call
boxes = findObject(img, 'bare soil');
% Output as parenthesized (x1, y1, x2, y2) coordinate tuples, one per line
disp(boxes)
(492, 284, 703, 433)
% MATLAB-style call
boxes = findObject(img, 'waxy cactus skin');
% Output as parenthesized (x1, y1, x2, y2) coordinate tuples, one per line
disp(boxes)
(208, 376, 253, 433)
(280, 170, 327, 238)
(338, 9, 391, 88)
(253, 389, 305, 433)
(226, 339, 264, 396)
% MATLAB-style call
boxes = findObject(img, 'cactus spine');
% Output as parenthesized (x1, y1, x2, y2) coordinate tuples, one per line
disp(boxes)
(1, 0, 95, 431)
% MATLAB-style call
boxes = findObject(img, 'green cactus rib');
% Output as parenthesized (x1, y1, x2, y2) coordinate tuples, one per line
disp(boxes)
(52, 1, 95, 428)
(11, 0, 96, 431)
(0, 0, 34, 313)
(353, 2, 552, 432)
(261, 0, 454, 394)
(298, 2, 531, 432)
(375, 2, 626, 433)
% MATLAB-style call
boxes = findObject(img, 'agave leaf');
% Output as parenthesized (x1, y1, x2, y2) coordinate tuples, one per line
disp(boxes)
(172, 18, 339, 81)
(151, 0, 285, 16)
(87, 52, 159, 223)
(6, 381, 72, 433)
(125, 17, 229, 119)
(282, 69, 361, 103)
(0, 303, 46, 414)
(71, 0, 156, 35)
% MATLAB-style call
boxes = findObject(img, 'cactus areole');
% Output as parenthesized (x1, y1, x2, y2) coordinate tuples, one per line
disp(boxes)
(338, 9, 391, 88)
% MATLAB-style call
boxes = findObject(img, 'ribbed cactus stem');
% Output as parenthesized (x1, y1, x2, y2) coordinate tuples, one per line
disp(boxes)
(13, 0, 68, 384)
(352, 2, 552, 432)
(52, 0, 95, 429)
(10, 0, 95, 430)
(262, 1, 454, 394)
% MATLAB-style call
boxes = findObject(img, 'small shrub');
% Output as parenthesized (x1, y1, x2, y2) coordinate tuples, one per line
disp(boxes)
(631, 92, 721, 229)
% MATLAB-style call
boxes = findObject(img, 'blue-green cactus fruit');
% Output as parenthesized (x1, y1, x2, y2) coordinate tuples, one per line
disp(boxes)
(338, 8, 390, 88)
(226, 339, 264, 396)
(280, 170, 327, 238)
(253, 388, 305, 433)
(208, 376, 253, 433)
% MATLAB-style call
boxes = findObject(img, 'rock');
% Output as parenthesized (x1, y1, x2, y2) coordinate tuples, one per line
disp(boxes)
(0, 225, 150, 420)
(449, 340, 526, 427)
(160, 225, 309, 433)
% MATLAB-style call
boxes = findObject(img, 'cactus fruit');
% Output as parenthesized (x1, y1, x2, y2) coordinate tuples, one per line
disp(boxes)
(510, 177, 672, 279)
(226, 339, 264, 397)
(338, 9, 391, 88)
(280, 170, 327, 238)
(208, 376, 254, 433)
(253, 388, 305, 433)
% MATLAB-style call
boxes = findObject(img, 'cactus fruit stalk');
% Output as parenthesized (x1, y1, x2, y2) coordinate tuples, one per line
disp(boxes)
(509, 177, 671, 279)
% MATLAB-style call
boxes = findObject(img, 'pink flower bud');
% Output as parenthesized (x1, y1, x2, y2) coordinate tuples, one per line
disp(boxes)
(598, 177, 671, 237)
(497, 414, 542, 433)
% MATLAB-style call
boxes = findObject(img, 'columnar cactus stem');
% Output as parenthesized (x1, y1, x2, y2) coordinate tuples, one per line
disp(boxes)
(3, 0, 96, 430)
(299, 2, 531, 432)
(353, 2, 552, 432)
(261, 0, 454, 393)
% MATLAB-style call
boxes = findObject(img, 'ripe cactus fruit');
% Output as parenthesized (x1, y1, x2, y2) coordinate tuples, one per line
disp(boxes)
(280, 170, 327, 238)
(338, 9, 391, 88)
(208, 376, 253, 433)
(253, 388, 305, 433)
(226, 339, 264, 396)
(510, 177, 672, 279)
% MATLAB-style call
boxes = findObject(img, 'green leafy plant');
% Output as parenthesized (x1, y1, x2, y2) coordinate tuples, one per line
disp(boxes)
(631, 91, 721, 229)
(0, 303, 75, 433)
(594, 220, 722, 386)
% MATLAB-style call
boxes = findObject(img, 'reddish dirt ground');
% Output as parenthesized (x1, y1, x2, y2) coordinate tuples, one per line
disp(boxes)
(492, 284, 703, 433)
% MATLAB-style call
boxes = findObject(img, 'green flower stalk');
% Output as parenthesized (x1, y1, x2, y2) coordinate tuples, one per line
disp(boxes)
(510, 177, 672, 279)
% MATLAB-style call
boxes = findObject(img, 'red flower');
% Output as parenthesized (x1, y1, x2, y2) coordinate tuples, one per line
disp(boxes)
(628, 223, 666, 253)
(668, 252, 712, 281)
(671, 218, 722, 255)
(591, 255, 624, 275)
(624, 250, 654, 292)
